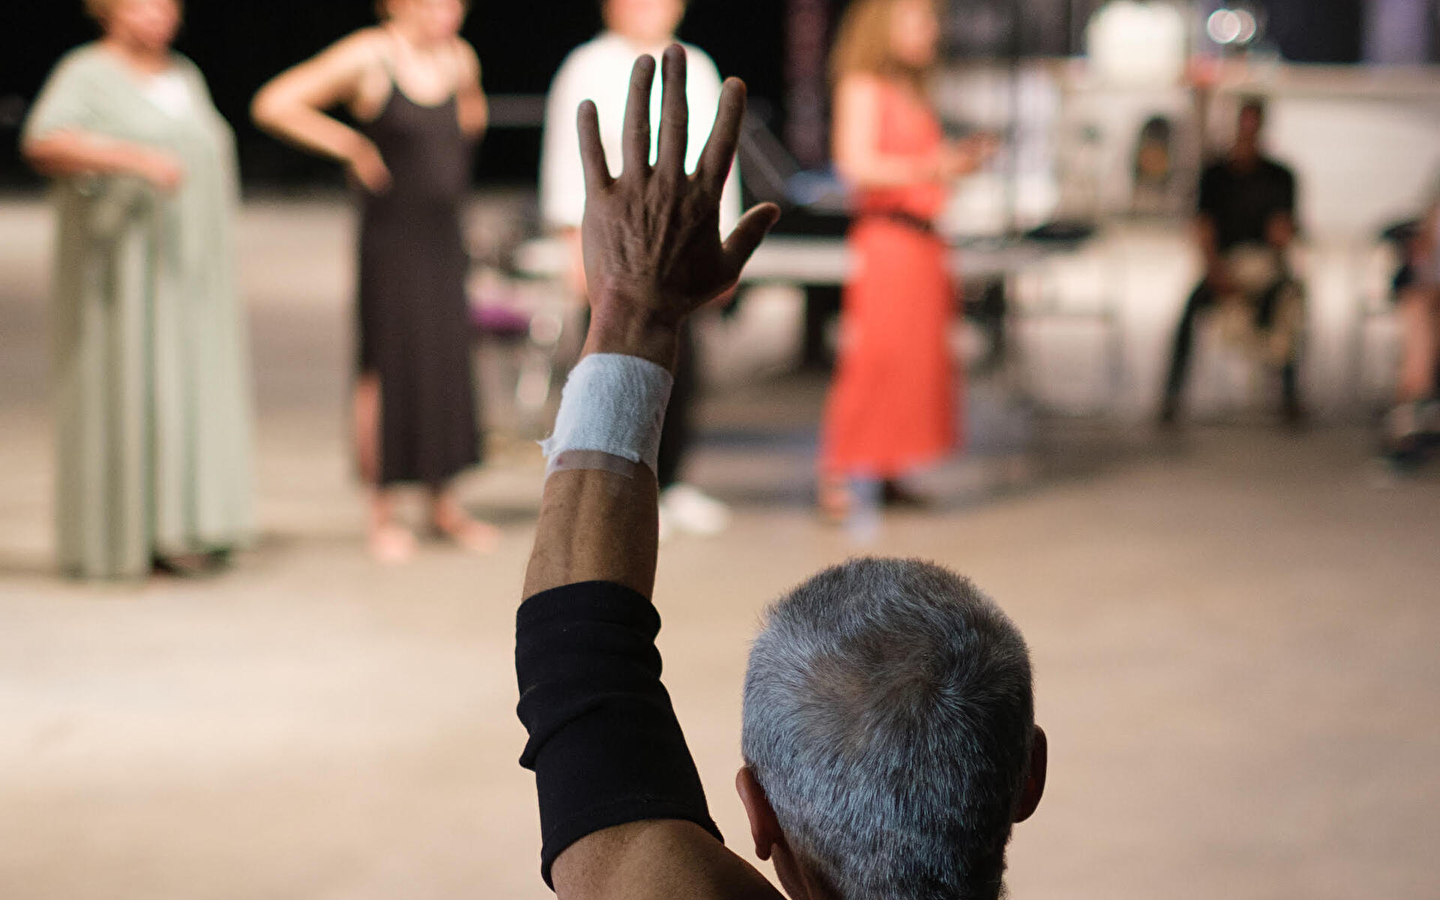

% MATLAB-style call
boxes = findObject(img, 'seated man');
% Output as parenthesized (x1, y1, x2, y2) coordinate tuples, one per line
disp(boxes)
(1384, 198, 1440, 470)
(1160, 97, 1304, 426)
(516, 46, 1047, 900)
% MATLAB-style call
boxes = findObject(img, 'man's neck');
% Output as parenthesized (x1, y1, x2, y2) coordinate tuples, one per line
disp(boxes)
(1230, 144, 1261, 171)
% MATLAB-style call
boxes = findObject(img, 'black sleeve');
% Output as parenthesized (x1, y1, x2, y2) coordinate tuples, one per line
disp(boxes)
(515, 581, 722, 889)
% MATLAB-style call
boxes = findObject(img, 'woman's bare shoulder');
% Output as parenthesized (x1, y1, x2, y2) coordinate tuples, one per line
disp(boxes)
(330, 27, 390, 58)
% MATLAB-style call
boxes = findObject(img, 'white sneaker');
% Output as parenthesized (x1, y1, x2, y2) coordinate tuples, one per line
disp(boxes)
(658, 484, 731, 537)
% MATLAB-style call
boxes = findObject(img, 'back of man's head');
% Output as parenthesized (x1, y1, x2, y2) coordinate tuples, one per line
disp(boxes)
(742, 558, 1036, 900)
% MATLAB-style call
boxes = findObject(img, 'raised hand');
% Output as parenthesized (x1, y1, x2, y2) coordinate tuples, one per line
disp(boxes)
(578, 45, 780, 368)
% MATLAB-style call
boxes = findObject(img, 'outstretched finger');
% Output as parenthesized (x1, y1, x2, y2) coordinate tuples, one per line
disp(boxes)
(577, 101, 613, 192)
(622, 55, 657, 175)
(697, 77, 747, 192)
(720, 202, 781, 280)
(655, 44, 689, 176)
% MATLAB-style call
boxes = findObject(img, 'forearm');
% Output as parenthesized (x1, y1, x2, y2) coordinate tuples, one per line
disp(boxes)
(252, 101, 367, 164)
(457, 91, 488, 139)
(516, 580, 720, 889)
(836, 150, 938, 189)
(523, 470, 659, 600)
(518, 313, 713, 888)
(518, 49, 778, 893)
(1267, 213, 1296, 252)
(23, 132, 156, 179)
(522, 309, 679, 599)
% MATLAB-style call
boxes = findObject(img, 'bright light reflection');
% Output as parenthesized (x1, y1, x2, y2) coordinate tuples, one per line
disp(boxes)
(1207, 8, 1242, 44)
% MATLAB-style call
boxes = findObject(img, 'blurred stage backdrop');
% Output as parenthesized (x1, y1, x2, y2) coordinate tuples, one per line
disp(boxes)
(2, 0, 1425, 190)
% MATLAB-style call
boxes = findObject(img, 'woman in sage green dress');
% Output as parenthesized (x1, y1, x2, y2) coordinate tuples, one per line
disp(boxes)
(22, 0, 254, 580)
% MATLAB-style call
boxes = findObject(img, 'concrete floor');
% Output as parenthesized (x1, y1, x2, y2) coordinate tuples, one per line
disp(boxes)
(2, 199, 1439, 899)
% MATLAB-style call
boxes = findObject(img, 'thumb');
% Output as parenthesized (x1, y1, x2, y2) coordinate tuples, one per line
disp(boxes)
(721, 202, 781, 279)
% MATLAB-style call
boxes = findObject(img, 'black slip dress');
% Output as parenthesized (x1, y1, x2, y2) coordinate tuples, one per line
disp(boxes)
(356, 70, 481, 486)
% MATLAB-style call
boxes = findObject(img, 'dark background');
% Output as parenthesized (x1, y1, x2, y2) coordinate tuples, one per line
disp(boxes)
(0, 0, 788, 189)
(0, 0, 1388, 189)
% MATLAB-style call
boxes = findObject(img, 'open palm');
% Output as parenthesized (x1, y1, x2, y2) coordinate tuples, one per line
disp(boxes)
(578, 47, 780, 332)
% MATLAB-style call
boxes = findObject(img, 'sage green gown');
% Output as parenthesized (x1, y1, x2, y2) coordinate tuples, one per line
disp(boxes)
(24, 45, 254, 579)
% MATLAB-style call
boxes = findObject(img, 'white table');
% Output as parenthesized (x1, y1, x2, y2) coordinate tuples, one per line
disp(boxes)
(513, 234, 1052, 285)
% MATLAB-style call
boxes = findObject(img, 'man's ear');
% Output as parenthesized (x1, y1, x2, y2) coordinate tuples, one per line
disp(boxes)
(736, 766, 784, 862)
(1014, 725, 1047, 824)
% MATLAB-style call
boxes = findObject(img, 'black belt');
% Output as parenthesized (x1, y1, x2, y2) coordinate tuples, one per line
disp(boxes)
(858, 209, 938, 235)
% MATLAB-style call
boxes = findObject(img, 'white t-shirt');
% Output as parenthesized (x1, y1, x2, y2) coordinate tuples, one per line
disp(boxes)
(540, 32, 742, 233)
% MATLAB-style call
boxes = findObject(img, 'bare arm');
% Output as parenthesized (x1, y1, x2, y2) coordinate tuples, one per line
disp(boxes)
(251, 31, 390, 192)
(454, 39, 488, 139)
(833, 75, 938, 188)
(833, 74, 994, 190)
(23, 130, 182, 190)
(520, 47, 781, 899)
(1266, 211, 1296, 252)
(523, 50, 777, 599)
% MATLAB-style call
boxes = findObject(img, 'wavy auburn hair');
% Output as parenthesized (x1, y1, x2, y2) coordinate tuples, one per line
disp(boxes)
(830, 0, 941, 87)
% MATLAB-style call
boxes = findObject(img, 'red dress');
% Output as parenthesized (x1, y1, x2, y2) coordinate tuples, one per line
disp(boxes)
(820, 81, 958, 479)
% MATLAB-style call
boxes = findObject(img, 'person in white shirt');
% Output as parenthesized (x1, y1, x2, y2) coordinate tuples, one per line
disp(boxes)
(541, 0, 742, 539)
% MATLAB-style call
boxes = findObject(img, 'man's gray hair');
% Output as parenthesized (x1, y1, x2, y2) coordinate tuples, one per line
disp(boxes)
(742, 558, 1035, 900)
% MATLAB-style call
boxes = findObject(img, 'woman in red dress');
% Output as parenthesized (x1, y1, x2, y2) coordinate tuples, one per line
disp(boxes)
(820, 0, 994, 522)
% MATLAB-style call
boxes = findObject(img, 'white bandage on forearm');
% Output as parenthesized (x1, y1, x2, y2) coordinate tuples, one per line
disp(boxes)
(540, 353, 674, 478)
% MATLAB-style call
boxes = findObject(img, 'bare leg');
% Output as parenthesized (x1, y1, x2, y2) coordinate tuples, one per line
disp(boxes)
(355, 373, 415, 564)
(354, 373, 381, 483)
(429, 486, 499, 554)
(817, 472, 850, 525)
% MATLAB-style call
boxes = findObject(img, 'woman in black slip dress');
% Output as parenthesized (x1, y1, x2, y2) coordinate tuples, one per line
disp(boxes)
(254, 0, 498, 563)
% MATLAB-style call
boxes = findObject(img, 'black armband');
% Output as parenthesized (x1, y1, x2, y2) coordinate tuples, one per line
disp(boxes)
(515, 581, 721, 888)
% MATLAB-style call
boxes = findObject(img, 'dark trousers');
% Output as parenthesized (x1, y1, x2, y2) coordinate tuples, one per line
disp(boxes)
(655, 322, 697, 490)
(1163, 278, 1300, 411)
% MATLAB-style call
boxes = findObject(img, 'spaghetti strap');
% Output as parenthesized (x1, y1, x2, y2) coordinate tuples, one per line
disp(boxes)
(374, 28, 459, 109)
(374, 29, 403, 90)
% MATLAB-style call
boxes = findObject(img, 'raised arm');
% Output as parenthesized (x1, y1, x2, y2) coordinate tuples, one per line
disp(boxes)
(250, 31, 391, 193)
(522, 48, 777, 600)
(517, 46, 783, 900)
